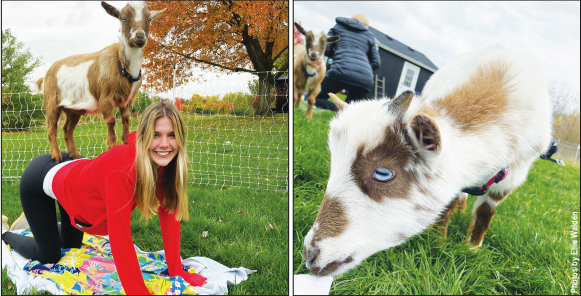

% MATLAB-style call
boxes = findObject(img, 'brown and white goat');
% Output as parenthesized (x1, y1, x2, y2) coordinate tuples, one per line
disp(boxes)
(31, 1, 165, 163)
(293, 22, 339, 119)
(303, 45, 553, 276)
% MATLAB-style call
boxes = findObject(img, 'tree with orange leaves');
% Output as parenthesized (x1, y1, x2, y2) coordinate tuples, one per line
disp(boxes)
(143, 1, 288, 115)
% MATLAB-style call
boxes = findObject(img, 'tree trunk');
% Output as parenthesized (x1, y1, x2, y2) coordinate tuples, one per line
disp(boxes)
(255, 72, 275, 116)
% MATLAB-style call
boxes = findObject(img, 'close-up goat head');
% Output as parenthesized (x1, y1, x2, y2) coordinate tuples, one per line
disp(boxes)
(303, 45, 552, 277)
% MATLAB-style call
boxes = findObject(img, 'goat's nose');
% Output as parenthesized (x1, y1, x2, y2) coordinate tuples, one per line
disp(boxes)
(136, 32, 145, 40)
(303, 245, 320, 269)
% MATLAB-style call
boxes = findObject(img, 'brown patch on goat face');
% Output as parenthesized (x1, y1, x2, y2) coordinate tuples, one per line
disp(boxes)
(466, 201, 497, 246)
(433, 59, 515, 132)
(310, 195, 348, 247)
(351, 121, 418, 201)
(311, 256, 353, 276)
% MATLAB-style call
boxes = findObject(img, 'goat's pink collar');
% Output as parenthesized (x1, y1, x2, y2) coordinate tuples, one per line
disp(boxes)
(461, 167, 508, 196)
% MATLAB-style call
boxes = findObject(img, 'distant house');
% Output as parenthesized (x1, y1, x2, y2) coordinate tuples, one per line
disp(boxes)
(364, 26, 438, 99)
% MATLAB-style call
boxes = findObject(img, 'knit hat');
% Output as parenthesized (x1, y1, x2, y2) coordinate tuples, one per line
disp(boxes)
(351, 14, 369, 27)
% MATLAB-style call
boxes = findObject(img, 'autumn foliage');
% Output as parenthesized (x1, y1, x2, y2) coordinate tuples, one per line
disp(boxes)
(294, 21, 304, 45)
(142, 1, 289, 97)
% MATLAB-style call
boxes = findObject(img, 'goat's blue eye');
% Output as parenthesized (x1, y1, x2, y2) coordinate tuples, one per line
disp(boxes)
(148, 19, 152, 24)
(372, 168, 395, 182)
(122, 18, 126, 22)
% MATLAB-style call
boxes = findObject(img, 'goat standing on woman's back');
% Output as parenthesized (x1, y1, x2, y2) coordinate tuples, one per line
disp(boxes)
(31, 1, 165, 163)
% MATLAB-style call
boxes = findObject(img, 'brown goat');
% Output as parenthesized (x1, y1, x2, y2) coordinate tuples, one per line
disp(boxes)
(293, 23, 339, 118)
(31, 2, 165, 163)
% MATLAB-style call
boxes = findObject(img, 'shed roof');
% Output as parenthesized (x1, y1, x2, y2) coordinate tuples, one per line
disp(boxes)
(368, 26, 438, 72)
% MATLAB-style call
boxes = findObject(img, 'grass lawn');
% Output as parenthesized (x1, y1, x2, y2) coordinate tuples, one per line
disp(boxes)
(2, 184, 288, 295)
(293, 100, 580, 295)
(1, 111, 289, 295)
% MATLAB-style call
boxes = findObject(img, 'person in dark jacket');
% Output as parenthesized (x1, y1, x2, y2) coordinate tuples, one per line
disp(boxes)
(540, 136, 566, 166)
(314, 14, 381, 111)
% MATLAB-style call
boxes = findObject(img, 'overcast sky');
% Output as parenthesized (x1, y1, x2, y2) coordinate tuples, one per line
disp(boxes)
(295, 1, 580, 103)
(2, 1, 579, 104)
(1, 1, 257, 99)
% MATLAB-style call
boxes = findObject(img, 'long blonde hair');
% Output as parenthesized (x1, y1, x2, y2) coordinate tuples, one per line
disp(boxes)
(134, 101, 189, 221)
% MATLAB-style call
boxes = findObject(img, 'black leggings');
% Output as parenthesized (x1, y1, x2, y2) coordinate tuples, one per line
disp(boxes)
(314, 78, 370, 111)
(1, 153, 85, 264)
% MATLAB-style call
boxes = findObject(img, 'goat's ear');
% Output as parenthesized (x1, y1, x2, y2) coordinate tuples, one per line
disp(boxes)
(327, 36, 340, 43)
(328, 93, 347, 112)
(391, 90, 413, 114)
(150, 8, 167, 20)
(409, 113, 441, 154)
(102, 2, 119, 19)
(295, 22, 307, 36)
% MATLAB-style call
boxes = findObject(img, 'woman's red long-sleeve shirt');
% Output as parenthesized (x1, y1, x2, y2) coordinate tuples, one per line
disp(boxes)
(51, 131, 206, 294)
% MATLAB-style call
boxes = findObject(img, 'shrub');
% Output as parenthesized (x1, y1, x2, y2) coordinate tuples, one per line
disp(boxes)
(1, 90, 44, 132)
(183, 92, 255, 116)
(553, 111, 580, 144)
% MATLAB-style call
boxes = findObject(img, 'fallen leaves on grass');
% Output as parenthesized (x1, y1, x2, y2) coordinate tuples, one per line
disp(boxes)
(265, 223, 274, 231)
(219, 217, 222, 223)
(238, 210, 245, 215)
(202, 231, 208, 238)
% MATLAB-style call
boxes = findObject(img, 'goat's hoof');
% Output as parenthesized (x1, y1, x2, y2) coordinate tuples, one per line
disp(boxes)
(51, 154, 63, 164)
(68, 151, 81, 159)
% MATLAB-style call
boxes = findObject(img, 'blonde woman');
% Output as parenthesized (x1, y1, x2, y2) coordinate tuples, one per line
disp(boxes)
(1, 102, 206, 294)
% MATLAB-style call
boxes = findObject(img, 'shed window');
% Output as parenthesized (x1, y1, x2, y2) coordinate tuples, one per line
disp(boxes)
(404, 69, 414, 87)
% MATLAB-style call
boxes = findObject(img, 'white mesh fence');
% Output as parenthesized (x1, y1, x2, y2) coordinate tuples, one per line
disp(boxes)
(554, 139, 580, 166)
(1, 70, 289, 192)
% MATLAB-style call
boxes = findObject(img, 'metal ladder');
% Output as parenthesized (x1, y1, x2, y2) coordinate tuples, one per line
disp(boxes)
(375, 74, 385, 99)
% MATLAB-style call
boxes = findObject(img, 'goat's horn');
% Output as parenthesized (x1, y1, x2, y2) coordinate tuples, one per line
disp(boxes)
(391, 90, 414, 113)
(329, 93, 348, 111)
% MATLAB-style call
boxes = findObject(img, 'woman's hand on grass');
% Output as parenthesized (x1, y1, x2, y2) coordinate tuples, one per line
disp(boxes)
(181, 271, 207, 287)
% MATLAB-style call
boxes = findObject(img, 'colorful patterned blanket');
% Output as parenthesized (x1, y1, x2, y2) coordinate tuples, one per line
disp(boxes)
(3, 228, 254, 295)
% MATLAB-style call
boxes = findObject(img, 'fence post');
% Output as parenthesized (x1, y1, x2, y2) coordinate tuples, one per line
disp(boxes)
(574, 145, 579, 167)
(172, 65, 177, 103)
